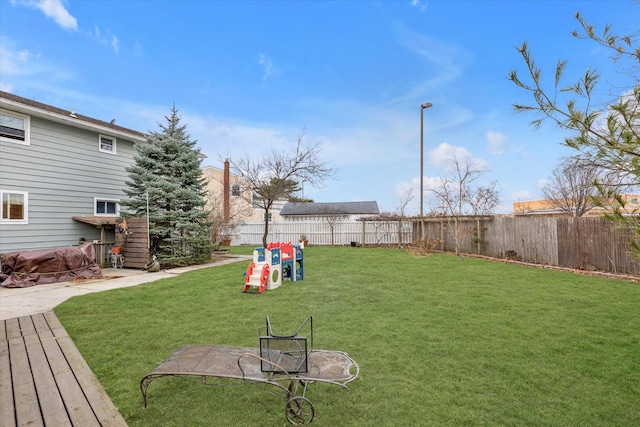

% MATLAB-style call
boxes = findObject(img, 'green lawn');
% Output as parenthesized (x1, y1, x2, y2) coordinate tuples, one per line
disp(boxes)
(55, 247, 640, 426)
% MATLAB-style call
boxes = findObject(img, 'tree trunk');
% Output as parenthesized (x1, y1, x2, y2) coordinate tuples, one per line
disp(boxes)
(262, 209, 270, 248)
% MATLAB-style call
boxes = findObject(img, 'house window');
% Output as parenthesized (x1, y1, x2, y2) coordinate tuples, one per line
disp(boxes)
(99, 135, 116, 154)
(263, 212, 272, 222)
(231, 184, 241, 197)
(0, 110, 30, 145)
(1, 190, 28, 223)
(95, 198, 119, 216)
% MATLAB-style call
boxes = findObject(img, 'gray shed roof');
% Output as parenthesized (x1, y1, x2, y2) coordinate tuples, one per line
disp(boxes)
(280, 201, 379, 216)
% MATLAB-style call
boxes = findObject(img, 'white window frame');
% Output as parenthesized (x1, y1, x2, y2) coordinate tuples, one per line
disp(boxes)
(99, 134, 116, 154)
(94, 198, 120, 216)
(1, 190, 28, 224)
(0, 109, 30, 145)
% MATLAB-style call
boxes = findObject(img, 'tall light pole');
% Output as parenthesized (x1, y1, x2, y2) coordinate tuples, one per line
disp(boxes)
(420, 102, 433, 241)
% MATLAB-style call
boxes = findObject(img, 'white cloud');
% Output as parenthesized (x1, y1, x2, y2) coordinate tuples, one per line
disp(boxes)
(393, 181, 419, 213)
(0, 38, 72, 84)
(11, 3, 120, 54)
(395, 181, 414, 198)
(421, 175, 445, 192)
(111, 35, 120, 54)
(258, 53, 279, 81)
(428, 142, 489, 172)
(537, 178, 549, 190)
(410, 0, 429, 12)
(0, 42, 37, 76)
(180, 112, 291, 161)
(397, 175, 445, 214)
(87, 25, 120, 53)
(13, 0, 78, 31)
(486, 130, 507, 155)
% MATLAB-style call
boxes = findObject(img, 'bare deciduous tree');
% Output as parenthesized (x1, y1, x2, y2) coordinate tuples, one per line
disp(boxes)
(541, 157, 625, 217)
(395, 187, 414, 247)
(318, 205, 347, 246)
(205, 185, 253, 249)
(227, 130, 336, 247)
(467, 181, 500, 216)
(429, 157, 500, 255)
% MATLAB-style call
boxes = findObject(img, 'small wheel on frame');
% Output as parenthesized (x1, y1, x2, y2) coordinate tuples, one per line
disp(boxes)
(285, 396, 314, 425)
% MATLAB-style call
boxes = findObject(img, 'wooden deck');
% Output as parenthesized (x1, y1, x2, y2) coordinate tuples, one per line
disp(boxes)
(0, 312, 127, 426)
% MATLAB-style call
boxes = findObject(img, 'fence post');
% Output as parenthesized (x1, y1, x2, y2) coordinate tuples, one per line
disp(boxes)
(477, 218, 481, 254)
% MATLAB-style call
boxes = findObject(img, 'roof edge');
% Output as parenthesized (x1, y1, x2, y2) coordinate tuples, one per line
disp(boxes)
(0, 91, 147, 143)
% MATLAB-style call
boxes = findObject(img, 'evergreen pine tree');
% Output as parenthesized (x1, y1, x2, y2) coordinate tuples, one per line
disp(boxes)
(122, 106, 213, 266)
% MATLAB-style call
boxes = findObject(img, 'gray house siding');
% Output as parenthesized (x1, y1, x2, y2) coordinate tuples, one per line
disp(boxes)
(0, 95, 144, 254)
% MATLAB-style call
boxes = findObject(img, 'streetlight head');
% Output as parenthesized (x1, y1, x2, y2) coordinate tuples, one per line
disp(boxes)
(421, 102, 433, 109)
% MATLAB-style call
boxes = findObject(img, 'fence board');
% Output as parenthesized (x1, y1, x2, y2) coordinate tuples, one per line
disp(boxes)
(237, 220, 413, 247)
(115, 217, 149, 269)
(557, 217, 640, 275)
(417, 216, 638, 275)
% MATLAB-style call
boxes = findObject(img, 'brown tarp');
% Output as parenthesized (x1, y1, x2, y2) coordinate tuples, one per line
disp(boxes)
(0, 243, 103, 288)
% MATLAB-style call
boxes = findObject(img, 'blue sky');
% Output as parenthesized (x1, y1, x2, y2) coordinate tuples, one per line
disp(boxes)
(1, 0, 637, 214)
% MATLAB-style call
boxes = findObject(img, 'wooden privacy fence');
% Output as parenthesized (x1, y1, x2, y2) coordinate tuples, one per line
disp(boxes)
(235, 216, 639, 275)
(115, 217, 149, 269)
(236, 220, 413, 247)
(417, 216, 640, 276)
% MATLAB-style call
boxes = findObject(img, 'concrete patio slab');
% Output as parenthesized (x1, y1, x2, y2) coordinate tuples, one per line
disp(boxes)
(0, 256, 251, 320)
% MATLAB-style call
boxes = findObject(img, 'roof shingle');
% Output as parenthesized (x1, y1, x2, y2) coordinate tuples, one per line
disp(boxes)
(280, 201, 379, 216)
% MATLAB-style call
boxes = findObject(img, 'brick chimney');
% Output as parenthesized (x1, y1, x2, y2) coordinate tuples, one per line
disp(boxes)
(223, 159, 230, 220)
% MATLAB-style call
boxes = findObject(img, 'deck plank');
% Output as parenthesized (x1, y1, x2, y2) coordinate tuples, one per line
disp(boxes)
(31, 312, 51, 335)
(0, 339, 16, 427)
(56, 335, 127, 426)
(8, 336, 44, 427)
(24, 333, 72, 427)
(5, 318, 21, 340)
(39, 328, 101, 427)
(18, 315, 37, 337)
(0, 317, 6, 340)
(43, 311, 67, 338)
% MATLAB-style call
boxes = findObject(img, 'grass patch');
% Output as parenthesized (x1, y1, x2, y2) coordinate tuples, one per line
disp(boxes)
(55, 247, 640, 426)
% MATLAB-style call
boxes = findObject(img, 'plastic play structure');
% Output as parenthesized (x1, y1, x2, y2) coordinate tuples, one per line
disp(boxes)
(244, 242, 304, 293)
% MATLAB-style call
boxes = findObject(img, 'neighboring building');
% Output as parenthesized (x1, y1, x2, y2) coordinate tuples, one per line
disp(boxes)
(254, 199, 287, 223)
(202, 160, 287, 224)
(280, 201, 380, 222)
(0, 91, 146, 254)
(234, 201, 383, 246)
(202, 161, 253, 222)
(513, 195, 640, 217)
